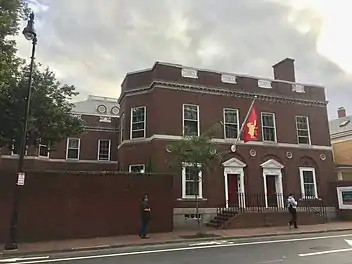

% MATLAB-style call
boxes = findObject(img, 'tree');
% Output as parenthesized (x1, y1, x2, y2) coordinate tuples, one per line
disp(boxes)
(167, 123, 223, 229)
(0, 63, 85, 149)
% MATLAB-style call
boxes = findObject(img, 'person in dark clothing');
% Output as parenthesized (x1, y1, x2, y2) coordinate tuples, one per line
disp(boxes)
(287, 193, 298, 229)
(139, 194, 151, 239)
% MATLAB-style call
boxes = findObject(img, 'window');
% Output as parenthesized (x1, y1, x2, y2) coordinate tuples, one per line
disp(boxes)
(129, 164, 145, 173)
(130, 107, 146, 139)
(299, 167, 318, 198)
(182, 163, 203, 198)
(11, 140, 28, 156)
(98, 139, 111, 161)
(181, 68, 198, 79)
(296, 116, 311, 144)
(223, 108, 239, 139)
(261, 113, 277, 142)
(66, 138, 80, 160)
(38, 144, 49, 158)
(120, 113, 125, 144)
(183, 104, 199, 136)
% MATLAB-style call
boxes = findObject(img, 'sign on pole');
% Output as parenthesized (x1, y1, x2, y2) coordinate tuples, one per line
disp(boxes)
(17, 172, 25, 186)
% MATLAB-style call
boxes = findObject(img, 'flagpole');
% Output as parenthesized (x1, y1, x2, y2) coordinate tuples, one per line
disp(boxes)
(234, 95, 258, 147)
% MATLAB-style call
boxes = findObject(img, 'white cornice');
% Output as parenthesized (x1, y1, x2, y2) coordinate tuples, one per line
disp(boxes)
(118, 134, 332, 151)
(118, 81, 327, 107)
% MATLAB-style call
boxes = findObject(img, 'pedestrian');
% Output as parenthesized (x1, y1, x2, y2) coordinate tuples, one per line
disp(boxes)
(139, 194, 151, 239)
(287, 193, 298, 229)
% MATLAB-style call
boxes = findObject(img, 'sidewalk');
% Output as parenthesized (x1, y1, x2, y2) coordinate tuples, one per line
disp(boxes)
(1, 222, 352, 256)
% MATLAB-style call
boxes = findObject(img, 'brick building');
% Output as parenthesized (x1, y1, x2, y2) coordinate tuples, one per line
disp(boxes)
(329, 107, 352, 180)
(0, 95, 119, 171)
(117, 58, 335, 226)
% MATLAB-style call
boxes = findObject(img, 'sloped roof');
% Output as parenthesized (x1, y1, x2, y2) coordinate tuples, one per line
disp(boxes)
(329, 115, 352, 136)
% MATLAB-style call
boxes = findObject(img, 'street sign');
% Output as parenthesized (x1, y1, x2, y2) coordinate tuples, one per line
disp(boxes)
(17, 172, 25, 186)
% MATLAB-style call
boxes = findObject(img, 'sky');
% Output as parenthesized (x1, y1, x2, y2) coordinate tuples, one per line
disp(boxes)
(15, 0, 352, 119)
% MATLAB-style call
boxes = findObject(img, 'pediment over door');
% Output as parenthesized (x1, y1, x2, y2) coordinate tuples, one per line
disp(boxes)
(260, 159, 284, 169)
(222, 157, 246, 168)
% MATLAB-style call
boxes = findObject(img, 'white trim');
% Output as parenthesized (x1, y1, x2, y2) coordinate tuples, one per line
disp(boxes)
(38, 144, 50, 158)
(261, 112, 277, 143)
(295, 116, 311, 145)
(120, 112, 125, 144)
(331, 134, 352, 144)
(223, 108, 239, 139)
(182, 104, 200, 136)
(130, 106, 147, 140)
(118, 134, 332, 151)
(97, 139, 111, 161)
(336, 186, 352, 209)
(299, 167, 318, 199)
(129, 164, 145, 173)
(222, 157, 246, 208)
(182, 163, 203, 199)
(66, 138, 80, 160)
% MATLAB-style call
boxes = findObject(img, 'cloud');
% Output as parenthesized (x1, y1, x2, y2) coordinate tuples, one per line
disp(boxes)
(15, 0, 352, 118)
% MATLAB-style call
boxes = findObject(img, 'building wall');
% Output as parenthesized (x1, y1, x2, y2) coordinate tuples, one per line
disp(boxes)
(0, 170, 173, 243)
(332, 139, 352, 165)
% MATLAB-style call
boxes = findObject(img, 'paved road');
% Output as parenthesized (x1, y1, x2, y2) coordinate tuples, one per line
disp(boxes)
(2, 231, 352, 264)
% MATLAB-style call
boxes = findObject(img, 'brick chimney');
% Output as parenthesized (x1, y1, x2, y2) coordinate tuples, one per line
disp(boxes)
(338, 107, 346, 118)
(272, 58, 295, 82)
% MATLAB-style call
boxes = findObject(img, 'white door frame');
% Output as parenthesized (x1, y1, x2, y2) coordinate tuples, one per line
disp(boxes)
(260, 159, 285, 209)
(223, 157, 247, 209)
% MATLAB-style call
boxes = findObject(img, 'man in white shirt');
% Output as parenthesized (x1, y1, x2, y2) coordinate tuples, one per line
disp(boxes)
(287, 193, 298, 229)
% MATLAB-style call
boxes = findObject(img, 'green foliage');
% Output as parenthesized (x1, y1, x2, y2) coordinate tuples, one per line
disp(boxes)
(0, 63, 85, 148)
(167, 123, 223, 174)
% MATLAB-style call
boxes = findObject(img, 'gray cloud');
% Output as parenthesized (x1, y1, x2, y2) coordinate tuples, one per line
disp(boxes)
(16, 0, 352, 118)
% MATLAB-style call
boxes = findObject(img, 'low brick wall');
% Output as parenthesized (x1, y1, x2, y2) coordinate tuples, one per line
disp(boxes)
(0, 170, 173, 243)
(223, 211, 326, 229)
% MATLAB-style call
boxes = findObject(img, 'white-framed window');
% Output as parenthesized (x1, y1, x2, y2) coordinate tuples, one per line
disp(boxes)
(66, 138, 80, 160)
(129, 164, 145, 173)
(130, 106, 146, 139)
(11, 140, 28, 156)
(183, 104, 199, 136)
(97, 139, 111, 161)
(261, 112, 277, 142)
(38, 144, 49, 158)
(296, 116, 311, 144)
(120, 112, 125, 144)
(299, 167, 318, 198)
(223, 108, 239, 139)
(182, 163, 203, 199)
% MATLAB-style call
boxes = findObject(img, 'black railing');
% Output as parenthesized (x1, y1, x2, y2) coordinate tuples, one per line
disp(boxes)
(219, 193, 327, 221)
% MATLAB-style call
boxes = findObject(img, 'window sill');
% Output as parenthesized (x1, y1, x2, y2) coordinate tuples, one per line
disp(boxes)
(177, 197, 208, 201)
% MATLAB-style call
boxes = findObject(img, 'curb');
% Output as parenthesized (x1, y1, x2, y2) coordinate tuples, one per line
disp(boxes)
(1, 228, 352, 257)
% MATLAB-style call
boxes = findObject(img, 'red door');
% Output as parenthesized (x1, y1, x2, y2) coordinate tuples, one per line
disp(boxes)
(228, 174, 238, 207)
(266, 175, 277, 207)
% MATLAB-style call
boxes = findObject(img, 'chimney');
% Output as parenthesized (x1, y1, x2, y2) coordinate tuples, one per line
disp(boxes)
(272, 58, 295, 82)
(338, 107, 346, 118)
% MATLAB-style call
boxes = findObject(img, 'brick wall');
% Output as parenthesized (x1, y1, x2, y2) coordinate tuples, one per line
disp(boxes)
(0, 170, 173, 243)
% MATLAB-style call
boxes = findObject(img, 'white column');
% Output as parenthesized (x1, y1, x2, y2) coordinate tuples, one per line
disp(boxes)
(338, 171, 343, 181)
(263, 172, 268, 208)
(239, 171, 246, 208)
(277, 173, 284, 208)
(224, 170, 229, 208)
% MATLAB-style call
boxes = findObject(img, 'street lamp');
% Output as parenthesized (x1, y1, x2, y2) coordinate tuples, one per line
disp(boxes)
(4, 12, 37, 251)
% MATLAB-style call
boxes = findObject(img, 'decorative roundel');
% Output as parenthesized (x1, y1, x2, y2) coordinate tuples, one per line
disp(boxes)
(97, 104, 107, 114)
(286, 152, 293, 159)
(230, 145, 237, 153)
(249, 149, 256, 157)
(111, 106, 119, 115)
(320, 153, 326, 161)
(209, 148, 217, 155)
(165, 145, 173, 153)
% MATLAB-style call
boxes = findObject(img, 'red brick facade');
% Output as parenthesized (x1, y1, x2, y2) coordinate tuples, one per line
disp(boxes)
(118, 59, 335, 213)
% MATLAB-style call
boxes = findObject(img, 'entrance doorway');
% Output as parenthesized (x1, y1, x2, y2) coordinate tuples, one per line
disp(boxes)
(227, 174, 240, 207)
(266, 175, 277, 207)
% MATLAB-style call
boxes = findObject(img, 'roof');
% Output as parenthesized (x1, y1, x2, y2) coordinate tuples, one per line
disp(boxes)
(72, 95, 120, 116)
(329, 115, 352, 135)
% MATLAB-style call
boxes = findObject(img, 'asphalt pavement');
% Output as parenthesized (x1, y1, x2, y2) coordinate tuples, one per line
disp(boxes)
(2, 231, 352, 264)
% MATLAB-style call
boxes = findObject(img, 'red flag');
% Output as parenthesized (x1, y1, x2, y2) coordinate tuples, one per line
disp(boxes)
(242, 106, 259, 142)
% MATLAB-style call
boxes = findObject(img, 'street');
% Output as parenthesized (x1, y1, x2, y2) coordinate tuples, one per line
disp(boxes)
(2, 231, 352, 264)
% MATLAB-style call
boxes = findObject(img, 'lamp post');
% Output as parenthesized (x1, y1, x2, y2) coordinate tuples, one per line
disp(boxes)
(4, 12, 37, 251)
